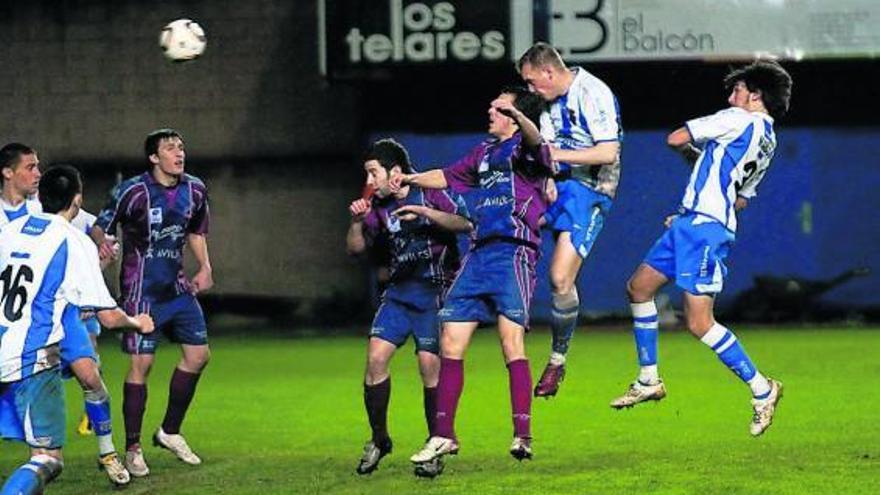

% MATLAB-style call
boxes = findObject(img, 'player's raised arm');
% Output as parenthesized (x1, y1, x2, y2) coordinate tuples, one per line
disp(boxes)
(394, 169, 448, 191)
(392, 205, 473, 233)
(346, 198, 372, 255)
(551, 141, 619, 167)
(667, 127, 701, 164)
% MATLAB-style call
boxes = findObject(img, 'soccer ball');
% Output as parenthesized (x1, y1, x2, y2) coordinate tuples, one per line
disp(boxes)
(159, 19, 207, 62)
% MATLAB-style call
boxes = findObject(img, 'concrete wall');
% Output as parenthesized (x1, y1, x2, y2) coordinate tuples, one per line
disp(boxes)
(0, 0, 359, 160)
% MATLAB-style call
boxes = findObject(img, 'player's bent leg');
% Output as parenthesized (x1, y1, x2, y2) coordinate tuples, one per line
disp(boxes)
(154, 344, 209, 466)
(684, 294, 780, 435)
(611, 264, 670, 409)
(356, 338, 396, 475)
(416, 350, 440, 437)
(2, 452, 64, 495)
(123, 354, 154, 477)
(536, 233, 583, 398)
(499, 316, 533, 460)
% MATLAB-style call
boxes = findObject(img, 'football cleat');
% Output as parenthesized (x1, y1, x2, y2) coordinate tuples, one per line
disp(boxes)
(77, 413, 94, 436)
(410, 436, 459, 463)
(509, 437, 532, 461)
(98, 452, 131, 486)
(153, 427, 202, 465)
(534, 363, 566, 398)
(355, 438, 392, 475)
(413, 457, 445, 478)
(124, 447, 150, 478)
(750, 378, 783, 436)
(610, 379, 667, 409)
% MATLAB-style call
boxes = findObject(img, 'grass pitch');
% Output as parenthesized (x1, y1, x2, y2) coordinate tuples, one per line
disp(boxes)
(1, 326, 878, 494)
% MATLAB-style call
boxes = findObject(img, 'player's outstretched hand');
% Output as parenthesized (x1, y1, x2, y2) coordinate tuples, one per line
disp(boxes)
(491, 98, 520, 120)
(392, 204, 426, 221)
(388, 174, 408, 193)
(664, 214, 679, 229)
(134, 314, 155, 334)
(349, 198, 371, 221)
(543, 178, 558, 204)
(191, 267, 214, 294)
(98, 235, 120, 261)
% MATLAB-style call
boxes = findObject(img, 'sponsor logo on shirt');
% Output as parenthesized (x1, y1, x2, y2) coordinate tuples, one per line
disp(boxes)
(149, 207, 163, 224)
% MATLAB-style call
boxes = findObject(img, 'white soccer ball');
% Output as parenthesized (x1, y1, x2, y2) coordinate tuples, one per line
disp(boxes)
(159, 19, 207, 62)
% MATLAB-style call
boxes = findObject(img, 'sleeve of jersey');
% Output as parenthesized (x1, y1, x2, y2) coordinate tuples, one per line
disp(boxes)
(94, 183, 127, 233)
(441, 144, 483, 193)
(63, 236, 117, 310)
(187, 184, 210, 235)
(580, 85, 620, 142)
(686, 109, 739, 145)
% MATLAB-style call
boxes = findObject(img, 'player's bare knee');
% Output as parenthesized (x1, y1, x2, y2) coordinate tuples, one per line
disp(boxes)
(550, 270, 575, 295)
(626, 276, 652, 302)
(685, 314, 714, 337)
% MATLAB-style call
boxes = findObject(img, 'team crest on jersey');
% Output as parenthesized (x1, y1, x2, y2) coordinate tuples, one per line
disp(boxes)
(149, 207, 163, 224)
(386, 214, 401, 233)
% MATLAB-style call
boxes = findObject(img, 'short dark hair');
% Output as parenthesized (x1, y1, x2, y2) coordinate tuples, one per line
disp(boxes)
(501, 85, 546, 127)
(38, 165, 82, 214)
(144, 128, 184, 159)
(364, 138, 412, 173)
(516, 41, 566, 73)
(724, 60, 793, 119)
(0, 143, 35, 175)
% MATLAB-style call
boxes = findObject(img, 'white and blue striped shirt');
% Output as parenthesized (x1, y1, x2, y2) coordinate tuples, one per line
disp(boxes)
(0, 214, 117, 382)
(539, 67, 623, 197)
(682, 107, 776, 233)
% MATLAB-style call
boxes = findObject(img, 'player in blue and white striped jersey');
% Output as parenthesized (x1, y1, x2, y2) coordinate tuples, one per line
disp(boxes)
(0, 145, 132, 485)
(610, 60, 793, 437)
(517, 42, 623, 398)
(0, 165, 154, 495)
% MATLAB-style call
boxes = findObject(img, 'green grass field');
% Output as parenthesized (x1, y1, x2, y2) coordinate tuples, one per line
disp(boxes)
(2, 326, 879, 494)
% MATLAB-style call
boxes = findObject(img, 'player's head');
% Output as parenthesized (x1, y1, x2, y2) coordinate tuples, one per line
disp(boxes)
(488, 86, 545, 139)
(38, 164, 82, 215)
(517, 42, 568, 101)
(724, 60, 793, 119)
(0, 143, 41, 197)
(145, 128, 186, 177)
(363, 138, 412, 199)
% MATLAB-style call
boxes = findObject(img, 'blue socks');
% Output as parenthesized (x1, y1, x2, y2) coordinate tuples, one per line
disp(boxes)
(700, 323, 770, 398)
(1, 455, 62, 495)
(84, 385, 116, 455)
(631, 301, 659, 384)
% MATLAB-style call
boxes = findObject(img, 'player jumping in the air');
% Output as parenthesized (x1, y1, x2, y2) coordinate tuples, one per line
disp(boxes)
(609, 60, 793, 436)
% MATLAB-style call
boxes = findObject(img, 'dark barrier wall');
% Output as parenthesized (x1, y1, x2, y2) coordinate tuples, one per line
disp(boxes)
(389, 129, 880, 316)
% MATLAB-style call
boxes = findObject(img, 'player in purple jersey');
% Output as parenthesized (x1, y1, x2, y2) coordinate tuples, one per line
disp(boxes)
(395, 87, 554, 474)
(0, 144, 133, 486)
(610, 61, 792, 437)
(347, 139, 472, 476)
(518, 43, 623, 398)
(91, 129, 213, 477)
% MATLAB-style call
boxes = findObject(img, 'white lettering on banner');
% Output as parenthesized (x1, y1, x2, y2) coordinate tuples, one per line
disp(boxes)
(621, 14, 713, 54)
(345, 0, 505, 63)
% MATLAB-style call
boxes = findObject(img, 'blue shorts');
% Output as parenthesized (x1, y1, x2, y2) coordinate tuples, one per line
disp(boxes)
(544, 180, 613, 259)
(370, 285, 442, 354)
(82, 315, 101, 336)
(643, 214, 735, 296)
(439, 242, 537, 329)
(0, 368, 66, 449)
(60, 306, 98, 378)
(122, 293, 208, 355)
